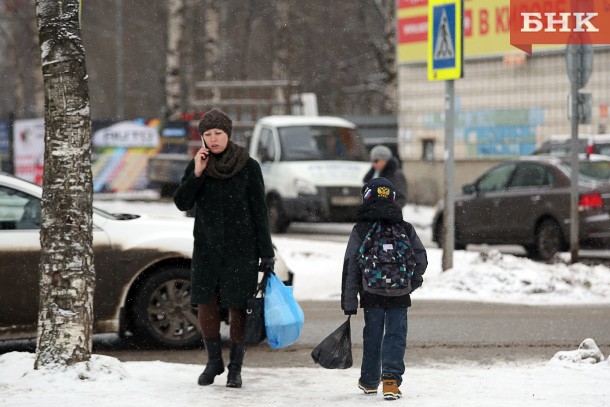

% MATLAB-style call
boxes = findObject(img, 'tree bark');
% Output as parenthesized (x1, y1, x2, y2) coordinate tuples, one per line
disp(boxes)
(166, 0, 184, 119)
(28, 0, 45, 116)
(6, 0, 26, 118)
(34, 0, 95, 368)
(203, 0, 220, 81)
(361, 0, 397, 113)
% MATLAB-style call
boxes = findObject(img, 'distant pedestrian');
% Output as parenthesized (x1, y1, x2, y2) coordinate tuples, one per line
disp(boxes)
(363, 145, 408, 207)
(341, 177, 427, 400)
(173, 109, 275, 389)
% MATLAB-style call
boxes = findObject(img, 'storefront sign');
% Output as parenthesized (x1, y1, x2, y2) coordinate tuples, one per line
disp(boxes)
(93, 121, 160, 148)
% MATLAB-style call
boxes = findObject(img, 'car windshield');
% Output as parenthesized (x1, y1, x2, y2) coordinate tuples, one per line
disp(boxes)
(278, 125, 368, 161)
(560, 161, 610, 181)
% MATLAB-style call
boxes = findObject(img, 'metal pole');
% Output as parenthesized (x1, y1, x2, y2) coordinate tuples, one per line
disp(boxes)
(569, 58, 579, 264)
(442, 79, 455, 271)
(115, 0, 124, 120)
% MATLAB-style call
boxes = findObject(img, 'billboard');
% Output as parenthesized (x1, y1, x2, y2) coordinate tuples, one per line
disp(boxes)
(397, 0, 563, 64)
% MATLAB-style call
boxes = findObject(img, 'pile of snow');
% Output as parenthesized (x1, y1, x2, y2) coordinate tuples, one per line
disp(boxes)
(1, 351, 609, 406)
(419, 249, 610, 304)
(275, 238, 610, 305)
(551, 338, 606, 365)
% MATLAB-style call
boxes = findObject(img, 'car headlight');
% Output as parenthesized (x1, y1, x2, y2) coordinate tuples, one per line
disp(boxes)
(294, 178, 318, 195)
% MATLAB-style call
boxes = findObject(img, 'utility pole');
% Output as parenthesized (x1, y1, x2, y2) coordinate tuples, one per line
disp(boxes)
(428, 0, 463, 271)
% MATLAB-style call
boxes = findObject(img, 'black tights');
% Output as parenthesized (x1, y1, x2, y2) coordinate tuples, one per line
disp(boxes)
(198, 294, 245, 344)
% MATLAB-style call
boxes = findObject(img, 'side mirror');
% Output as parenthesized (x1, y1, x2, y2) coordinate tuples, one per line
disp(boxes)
(462, 183, 477, 195)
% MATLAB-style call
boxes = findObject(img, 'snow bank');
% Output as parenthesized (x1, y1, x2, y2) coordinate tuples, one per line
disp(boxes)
(550, 338, 606, 365)
(1, 351, 609, 407)
(418, 249, 610, 304)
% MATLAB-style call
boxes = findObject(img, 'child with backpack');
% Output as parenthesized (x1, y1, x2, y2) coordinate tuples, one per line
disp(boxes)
(341, 177, 427, 401)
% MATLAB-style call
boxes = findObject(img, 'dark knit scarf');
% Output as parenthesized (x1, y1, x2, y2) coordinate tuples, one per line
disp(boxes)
(203, 141, 250, 180)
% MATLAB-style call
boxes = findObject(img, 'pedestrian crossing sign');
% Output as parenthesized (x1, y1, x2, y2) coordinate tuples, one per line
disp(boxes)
(428, 0, 463, 81)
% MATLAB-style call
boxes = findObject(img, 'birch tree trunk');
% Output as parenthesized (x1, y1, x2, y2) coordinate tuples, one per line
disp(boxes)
(203, 0, 220, 80)
(362, 0, 397, 113)
(272, 0, 290, 81)
(271, 0, 290, 114)
(34, 0, 95, 368)
(29, 0, 45, 116)
(380, 0, 396, 113)
(6, 0, 26, 118)
(166, 0, 184, 119)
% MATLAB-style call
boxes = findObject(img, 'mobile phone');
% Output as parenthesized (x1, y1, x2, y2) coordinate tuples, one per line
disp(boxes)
(201, 138, 208, 159)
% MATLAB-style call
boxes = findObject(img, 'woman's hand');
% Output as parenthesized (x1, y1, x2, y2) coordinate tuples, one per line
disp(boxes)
(259, 257, 275, 275)
(194, 146, 210, 177)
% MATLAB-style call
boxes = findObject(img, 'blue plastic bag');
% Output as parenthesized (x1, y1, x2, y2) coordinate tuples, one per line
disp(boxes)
(264, 272, 304, 349)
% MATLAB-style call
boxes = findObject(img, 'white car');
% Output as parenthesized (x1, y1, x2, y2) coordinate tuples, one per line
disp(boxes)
(0, 173, 292, 348)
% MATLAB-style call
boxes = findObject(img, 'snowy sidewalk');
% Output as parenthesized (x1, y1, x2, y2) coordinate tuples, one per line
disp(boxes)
(0, 351, 608, 406)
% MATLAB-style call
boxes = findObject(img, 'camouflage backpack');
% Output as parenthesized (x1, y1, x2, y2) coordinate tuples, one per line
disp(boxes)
(357, 221, 416, 296)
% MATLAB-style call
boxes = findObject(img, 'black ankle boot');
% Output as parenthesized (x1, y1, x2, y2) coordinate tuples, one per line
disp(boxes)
(226, 343, 246, 388)
(198, 337, 225, 386)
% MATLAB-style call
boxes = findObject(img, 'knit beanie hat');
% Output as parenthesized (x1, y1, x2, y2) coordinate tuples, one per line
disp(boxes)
(370, 145, 392, 161)
(361, 177, 396, 202)
(198, 109, 233, 138)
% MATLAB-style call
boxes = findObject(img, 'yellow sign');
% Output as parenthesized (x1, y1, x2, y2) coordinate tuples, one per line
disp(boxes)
(398, 0, 560, 64)
(427, 0, 462, 80)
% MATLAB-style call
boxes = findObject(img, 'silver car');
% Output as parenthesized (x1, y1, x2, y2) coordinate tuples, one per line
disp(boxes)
(0, 173, 293, 347)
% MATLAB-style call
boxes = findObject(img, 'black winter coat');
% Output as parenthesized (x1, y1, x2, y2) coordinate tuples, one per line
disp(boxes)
(363, 158, 409, 207)
(174, 158, 274, 308)
(341, 199, 427, 312)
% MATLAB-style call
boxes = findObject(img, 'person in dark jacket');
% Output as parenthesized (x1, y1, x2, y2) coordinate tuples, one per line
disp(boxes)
(341, 177, 427, 400)
(174, 109, 275, 389)
(363, 145, 408, 207)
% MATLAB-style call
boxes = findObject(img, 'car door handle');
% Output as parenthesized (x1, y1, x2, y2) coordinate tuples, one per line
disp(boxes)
(531, 195, 541, 202)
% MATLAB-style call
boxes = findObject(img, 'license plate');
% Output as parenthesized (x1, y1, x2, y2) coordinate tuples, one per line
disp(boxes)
(330, 196, 361, 206)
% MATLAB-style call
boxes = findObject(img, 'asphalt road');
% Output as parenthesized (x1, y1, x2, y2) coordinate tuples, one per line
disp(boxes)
(82, 300, 610, 368)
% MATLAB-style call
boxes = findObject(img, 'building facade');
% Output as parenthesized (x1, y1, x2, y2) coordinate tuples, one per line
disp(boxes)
(396, 0, 610, 204)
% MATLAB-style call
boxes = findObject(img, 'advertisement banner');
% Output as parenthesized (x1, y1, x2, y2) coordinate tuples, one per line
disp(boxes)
(93, 121, 160, 148)
(91, 120, 161, 192)
(13, 118, 45, 184)
(397, 0, 564, 64)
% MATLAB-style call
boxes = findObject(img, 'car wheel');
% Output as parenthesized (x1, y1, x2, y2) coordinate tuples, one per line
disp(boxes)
(530, 219, 563, 261)
(268, 197, 290, 234)
(131, 267, 201, 348)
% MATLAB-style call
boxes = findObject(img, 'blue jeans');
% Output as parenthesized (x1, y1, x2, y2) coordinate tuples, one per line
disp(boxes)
(360, 307, 408, 387)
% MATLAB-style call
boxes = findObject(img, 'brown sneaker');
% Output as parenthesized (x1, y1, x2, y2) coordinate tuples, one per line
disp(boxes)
(357, 380, 378, 395)
(382, 377, 402, 400)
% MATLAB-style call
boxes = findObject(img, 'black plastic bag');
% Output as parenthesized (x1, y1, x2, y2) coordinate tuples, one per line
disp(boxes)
(245, 273, 269, 346)
(311, 316, 353, 369)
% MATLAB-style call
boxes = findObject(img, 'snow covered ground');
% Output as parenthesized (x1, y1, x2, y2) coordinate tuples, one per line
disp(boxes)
(1, 348, 608, 406)
(2, 200, 607, 406)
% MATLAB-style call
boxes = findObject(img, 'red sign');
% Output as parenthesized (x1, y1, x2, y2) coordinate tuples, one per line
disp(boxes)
(398, 0, 427, 8)
(398, 15, 428, 43)
(510, 0, 610, 54)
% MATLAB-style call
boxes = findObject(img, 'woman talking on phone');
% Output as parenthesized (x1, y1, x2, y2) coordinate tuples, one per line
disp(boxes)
(174, 109, 275, 389)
